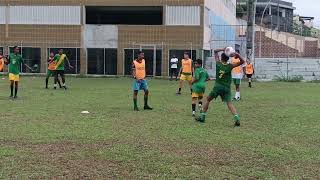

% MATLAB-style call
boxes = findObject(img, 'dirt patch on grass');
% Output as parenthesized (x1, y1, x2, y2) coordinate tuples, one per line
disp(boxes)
(0, 139, 135, 179)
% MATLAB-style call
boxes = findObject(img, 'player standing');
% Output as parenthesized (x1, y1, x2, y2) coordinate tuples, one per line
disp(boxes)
(231, 50, 246, 101)
(53, 49, 73, 90)
(245, 59, 254, 88)
(176, 52, 193, 95)
(4, 46, 33, 99)
(132, 51, 153, 111)
(195, 48, 244, 126)
(46, 52, 61, 89)
(191, 59, 209, 117)
(169, 55, 179, 81)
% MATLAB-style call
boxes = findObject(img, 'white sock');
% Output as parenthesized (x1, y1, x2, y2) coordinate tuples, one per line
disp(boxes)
(63, 83, 66, 86)
(54, 84, 57, 87)
(236, 92, 241, 99)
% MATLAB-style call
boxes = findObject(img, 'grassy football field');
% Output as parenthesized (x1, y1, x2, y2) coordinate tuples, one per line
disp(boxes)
(0, 77, 319, 179)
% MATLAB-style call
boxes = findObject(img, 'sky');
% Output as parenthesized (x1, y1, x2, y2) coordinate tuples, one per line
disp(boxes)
(288, 0, 320, 27)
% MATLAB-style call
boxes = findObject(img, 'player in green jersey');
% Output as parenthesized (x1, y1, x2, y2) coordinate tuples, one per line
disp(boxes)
(191, 59, 209, 117)
(53, 49, 73, 90)
(195, 48, 244, 127)
(4, 46, 33, 99)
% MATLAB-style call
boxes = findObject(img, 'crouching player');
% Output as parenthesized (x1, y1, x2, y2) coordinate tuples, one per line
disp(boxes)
(196, 48, 244, 127)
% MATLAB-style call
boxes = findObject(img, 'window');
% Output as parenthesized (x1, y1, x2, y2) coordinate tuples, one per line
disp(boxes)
(86, 6, 163, 25)
(9, 47, 41, 73)
(87, 48, 117, 75)
(48, 48, 80, 74)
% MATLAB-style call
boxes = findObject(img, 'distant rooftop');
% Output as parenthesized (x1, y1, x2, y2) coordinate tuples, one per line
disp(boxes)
(238, 0, 296, 10)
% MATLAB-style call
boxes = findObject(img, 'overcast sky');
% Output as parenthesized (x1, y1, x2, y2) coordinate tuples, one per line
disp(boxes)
(288, 0, 320, 27)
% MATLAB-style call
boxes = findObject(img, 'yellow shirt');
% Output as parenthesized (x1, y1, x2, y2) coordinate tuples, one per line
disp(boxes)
(181, 58, 192, 74)
(134, 59, 146, 80)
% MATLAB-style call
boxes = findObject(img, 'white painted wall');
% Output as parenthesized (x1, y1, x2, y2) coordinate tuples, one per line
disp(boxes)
(0, 6, 5, 24)
(166, 6, 201, 26)
(255, 58, 320, 81)
(84, 25, 118, 49)
(9, 6, 81, 25)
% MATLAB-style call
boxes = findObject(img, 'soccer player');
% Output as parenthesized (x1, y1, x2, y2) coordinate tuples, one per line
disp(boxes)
(231, 50, 246, 101)
(176, 52, 193, 95)
(45, 52, 61, 89)
(195, 48, 245, 127)
(132, 51, 153, 111)
(191, 59, 209, 117)
(245, 59, 254, 88)
(4, 46, 33, 99)
(170, 55, 179, 81)
(0, 52, 4, 72)
(53, 49, 73, 90)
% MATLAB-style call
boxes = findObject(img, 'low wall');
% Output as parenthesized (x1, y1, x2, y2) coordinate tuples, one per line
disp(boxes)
(255, 58, 320, 81)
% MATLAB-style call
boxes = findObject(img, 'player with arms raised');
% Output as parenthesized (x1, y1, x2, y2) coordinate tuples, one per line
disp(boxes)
(195, 48, 244, 127)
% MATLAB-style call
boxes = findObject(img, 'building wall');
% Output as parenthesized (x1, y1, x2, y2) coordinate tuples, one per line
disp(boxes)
(1, 0, 205, 76)
(203, 0, 237, 50)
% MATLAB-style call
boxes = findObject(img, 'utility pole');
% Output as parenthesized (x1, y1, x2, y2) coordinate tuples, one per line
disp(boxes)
(247, 0, 256, 60)
(277, 0, 280, 31)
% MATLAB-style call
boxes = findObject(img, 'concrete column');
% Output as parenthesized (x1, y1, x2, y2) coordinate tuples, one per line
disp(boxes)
(40, 47, 47, 73)
(162, 46, 169, 77)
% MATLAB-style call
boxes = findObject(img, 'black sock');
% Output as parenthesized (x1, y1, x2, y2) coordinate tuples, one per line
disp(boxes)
(45, 78, 49, 88)
(14, 87, 18, 97)
(144, 96, 148, 106)
(190, 89, 193, 93)
(192, 104, 196, 112)
(178, 88, 181, 93)
(58, 80, 62, 88)
(10, 85, 13, 96)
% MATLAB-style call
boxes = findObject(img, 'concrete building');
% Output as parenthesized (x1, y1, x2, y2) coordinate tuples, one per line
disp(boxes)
(0, 0, 236, 76)
(237, 0, 295, 33)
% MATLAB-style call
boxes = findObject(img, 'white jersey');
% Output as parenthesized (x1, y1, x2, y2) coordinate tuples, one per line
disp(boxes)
(170, 58, 179, 69)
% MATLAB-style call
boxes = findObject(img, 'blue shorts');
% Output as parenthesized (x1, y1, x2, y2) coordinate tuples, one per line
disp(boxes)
(132, 79, 148, 91)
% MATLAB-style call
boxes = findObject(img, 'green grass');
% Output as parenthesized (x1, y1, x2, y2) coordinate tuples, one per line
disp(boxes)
(0, 77, 319, 179)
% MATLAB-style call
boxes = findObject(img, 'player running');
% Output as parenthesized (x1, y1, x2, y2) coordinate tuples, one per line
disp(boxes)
(4, 46, 33, 99)
(176, 52, 193, 95)
(191, 59, 209, 117)
(195, 48, 244, 127)
(231, 50, 246, 101)
(45, 52, 61, 89)
(53, 49, 73, 90)
(132, 51, 153, 111)
(245, 59, 254, 88)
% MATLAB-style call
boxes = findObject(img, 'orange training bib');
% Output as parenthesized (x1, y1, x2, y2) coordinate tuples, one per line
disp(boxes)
(134, 59, 146, 80)
(182, 58, 192, 73)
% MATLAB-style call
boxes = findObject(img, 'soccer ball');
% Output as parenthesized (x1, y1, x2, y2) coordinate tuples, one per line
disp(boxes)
(225, 47, 235, 57)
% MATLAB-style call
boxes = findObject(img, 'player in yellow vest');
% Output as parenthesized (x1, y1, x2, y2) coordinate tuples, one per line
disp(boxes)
(245, 59, 254, 88)
(132, 51, 153, 111)
(176, 52, 193, 95)
(231, 50, 246, 101)
(0, 52, 4, 72)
